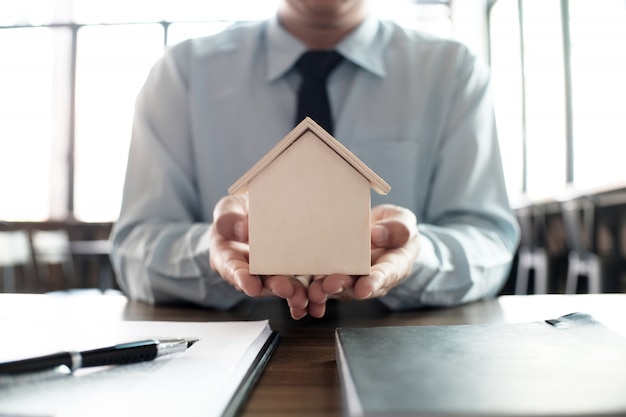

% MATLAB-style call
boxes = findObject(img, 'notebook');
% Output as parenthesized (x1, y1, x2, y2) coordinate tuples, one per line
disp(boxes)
(335, 313, 626, 416)
(0, 319, 279, 417)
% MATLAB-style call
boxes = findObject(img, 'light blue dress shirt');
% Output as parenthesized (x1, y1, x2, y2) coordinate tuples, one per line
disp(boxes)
(110, 15, 520, 310)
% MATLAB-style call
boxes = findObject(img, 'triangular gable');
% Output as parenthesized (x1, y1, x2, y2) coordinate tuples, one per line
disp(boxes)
(228, 117, 391, 195)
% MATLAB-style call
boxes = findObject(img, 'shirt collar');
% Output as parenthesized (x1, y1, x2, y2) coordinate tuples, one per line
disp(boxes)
(265, 14, 389, 82)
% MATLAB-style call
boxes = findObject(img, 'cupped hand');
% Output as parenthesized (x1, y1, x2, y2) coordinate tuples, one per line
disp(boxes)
(208, 195, 310, 319)
(307, 204, 421, 318)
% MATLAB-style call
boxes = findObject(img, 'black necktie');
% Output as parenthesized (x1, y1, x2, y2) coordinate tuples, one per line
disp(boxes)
(295, 50, 343, 134)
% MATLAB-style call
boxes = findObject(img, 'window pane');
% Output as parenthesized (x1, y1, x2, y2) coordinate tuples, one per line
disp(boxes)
(0, 0, 55, 26)
(72, 0, 165, 24)
(569, 0, 626, 190)
(522, 0, 567, 199)
(72, 0, 278, 24)
(167, 22, 235, 46)
(0, 28, 55, 221)
(162, 0, 278, 22)
(489, 0, 524, 199)
(372, 2, 452, 37)
(74, 24, 164, 222)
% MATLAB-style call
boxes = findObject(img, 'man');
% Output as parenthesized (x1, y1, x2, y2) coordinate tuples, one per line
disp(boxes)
(110, 0, 520, 319)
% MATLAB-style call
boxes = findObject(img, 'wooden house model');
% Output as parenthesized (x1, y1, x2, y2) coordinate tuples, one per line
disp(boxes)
(228, 118, 391, 276)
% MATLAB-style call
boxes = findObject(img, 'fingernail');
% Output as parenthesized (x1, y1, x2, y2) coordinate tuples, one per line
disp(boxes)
(292, 310, 307, 320)
(331, 287, 344, 295)
(372, 225, 387, 247)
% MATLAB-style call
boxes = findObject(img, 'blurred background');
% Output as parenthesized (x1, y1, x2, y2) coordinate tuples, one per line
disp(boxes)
(1, 0, 625, 295)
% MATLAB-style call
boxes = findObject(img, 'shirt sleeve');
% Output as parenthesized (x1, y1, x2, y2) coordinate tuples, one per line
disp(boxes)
(109, 43, 246, 309)
(379, 46, 520, 310)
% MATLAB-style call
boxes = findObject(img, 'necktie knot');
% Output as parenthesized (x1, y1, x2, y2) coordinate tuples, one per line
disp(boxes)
(295, 50, 343, 81)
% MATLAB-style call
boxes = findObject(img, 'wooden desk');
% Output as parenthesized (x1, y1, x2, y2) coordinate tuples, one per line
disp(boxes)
(1, 293, 625, 416)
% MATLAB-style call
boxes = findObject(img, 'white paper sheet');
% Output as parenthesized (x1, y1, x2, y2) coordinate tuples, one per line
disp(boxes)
(0, 319, 273, 417)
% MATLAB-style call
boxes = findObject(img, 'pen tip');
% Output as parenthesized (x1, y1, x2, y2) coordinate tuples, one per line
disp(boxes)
(186, 338, 200, 348)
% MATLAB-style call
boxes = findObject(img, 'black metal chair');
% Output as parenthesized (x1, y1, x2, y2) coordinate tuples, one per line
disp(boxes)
(515, 203, 549, 294)
(0, 230, 36, 292)
(560, 195, 601, 293)
(31, 229, 77, 291)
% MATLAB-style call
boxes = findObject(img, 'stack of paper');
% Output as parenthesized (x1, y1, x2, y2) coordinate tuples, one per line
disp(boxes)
(0, 319, 278, 417)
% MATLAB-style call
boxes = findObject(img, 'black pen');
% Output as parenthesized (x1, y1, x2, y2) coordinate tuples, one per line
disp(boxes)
(0, 337, 199, 376)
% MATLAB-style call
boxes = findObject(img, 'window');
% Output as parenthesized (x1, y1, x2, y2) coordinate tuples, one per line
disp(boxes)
(74, 24, 164, 221)
(0, 0, 452, 222)
(489, 0, 524, 197)
(489, 0, 626, 200)
(521, 0, 568, 199)
(568, 0, 626, 190)
(0, 27, 56, 220)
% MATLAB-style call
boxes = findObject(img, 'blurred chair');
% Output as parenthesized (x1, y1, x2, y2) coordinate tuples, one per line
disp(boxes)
(515, 203, 549, 294)
(0, 230, 35, 292)
(560, 195, 601, 293)
(31, 229, 77, 291)
(70, 239, 114, 291)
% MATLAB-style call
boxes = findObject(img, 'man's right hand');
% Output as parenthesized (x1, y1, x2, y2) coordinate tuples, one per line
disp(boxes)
(208, 195, 310, 319)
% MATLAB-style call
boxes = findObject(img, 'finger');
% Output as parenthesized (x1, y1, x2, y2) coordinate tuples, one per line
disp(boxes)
(355, 249, 416, 299)
(263, 276, 309, 311)
(371, 205, 417, 249)
(322, 274, 355, 297)
(231, 265, 263, 297)
(209, 227, 261, 296)
(372, 219, 412, 248)
(308, 279, 327, 304)
(290, 306, 309, 320)
(286, 279, 309, 319)
(371, 204, 417, 223)
(263, 275, 295, 299)
(213, 195, 249, 241)
(308, 301, 327, 318)
(308, 275, 354, 304)
(286, 281, 309, 311)
(353, 268, 389, 299)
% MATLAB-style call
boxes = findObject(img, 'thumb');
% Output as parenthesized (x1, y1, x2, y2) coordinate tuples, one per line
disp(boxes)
(215, 213, 248, 242)
(213, 195, 249, 242)
(371, 219, 411, 249)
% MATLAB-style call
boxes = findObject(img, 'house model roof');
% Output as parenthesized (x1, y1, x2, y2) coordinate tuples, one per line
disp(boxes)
(228, 117, 391, 196)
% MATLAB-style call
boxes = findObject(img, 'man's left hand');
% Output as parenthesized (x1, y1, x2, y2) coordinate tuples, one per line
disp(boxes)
(307, 204, 421, 318)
